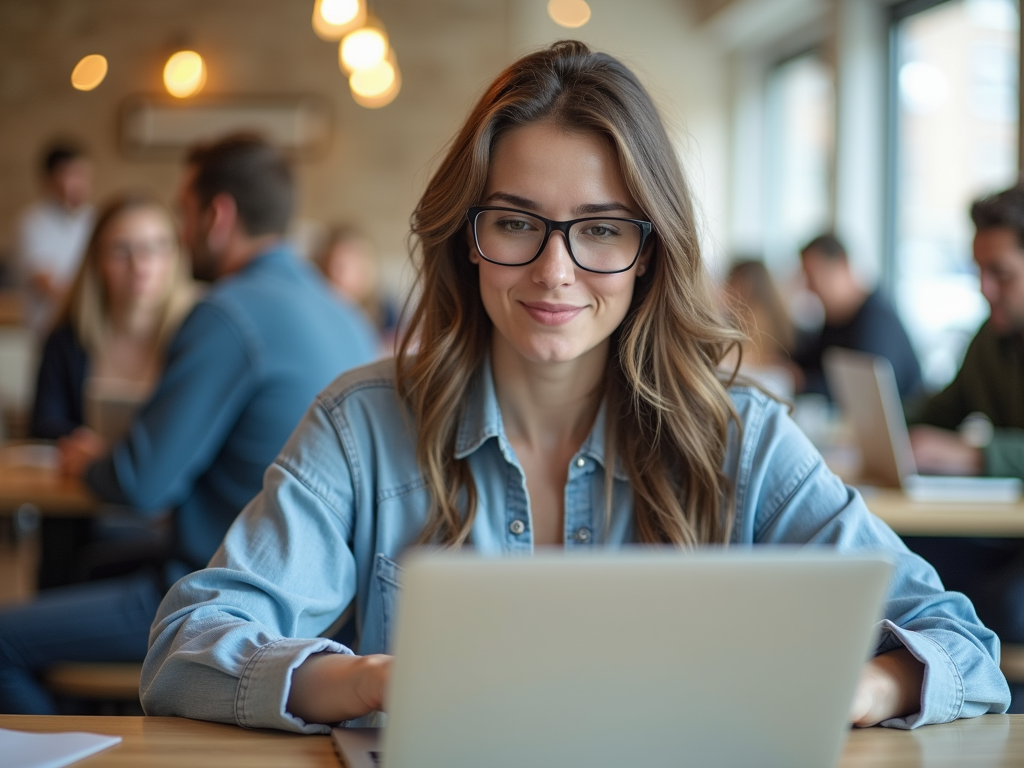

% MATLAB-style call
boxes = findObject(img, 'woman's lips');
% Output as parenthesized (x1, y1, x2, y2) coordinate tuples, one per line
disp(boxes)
(520, 301, 585, 325)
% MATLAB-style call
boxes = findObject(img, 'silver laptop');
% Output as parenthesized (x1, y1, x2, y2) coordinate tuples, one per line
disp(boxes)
(823, 347, 1022, 502)
(333, 550, 892, 768)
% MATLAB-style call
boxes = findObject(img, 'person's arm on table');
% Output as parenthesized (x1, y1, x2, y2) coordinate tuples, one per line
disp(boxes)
(79, 302, 256, 511)
(908, 426, 983, 476)
(142, 399, 370, 733)
(744, 397, 1010, 727)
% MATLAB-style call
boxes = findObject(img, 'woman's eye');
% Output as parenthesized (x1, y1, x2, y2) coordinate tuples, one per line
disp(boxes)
(584, 224, 618, 238)
(496, 218, 534, 232)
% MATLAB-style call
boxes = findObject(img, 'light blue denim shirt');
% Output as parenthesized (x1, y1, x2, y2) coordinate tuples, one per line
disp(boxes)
(141, 358, 1010, 733)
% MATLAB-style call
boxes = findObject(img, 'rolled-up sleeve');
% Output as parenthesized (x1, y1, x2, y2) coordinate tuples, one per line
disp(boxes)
(743, 396, 1010, 727)
(141, 398, 360, 733)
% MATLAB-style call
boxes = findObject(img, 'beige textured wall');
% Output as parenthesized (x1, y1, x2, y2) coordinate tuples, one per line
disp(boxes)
(0, 0, 732, 293)
(508, 0, 731, 268)
(0, 0, 510, 293)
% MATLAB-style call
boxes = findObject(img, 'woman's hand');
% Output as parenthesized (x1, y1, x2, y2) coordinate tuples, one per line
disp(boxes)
(849, 648, 924, 727)
(287, 652, 392, 725)
(58, 427, 107, 478)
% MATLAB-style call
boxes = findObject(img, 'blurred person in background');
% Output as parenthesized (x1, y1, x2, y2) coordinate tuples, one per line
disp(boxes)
(30, 192, 198, 590)
(905, 188, 1024, 710)
(723, 259, 795, 367)
(721, 259, 797, 399)
(18, 141, 95, 337)
(794, 234, 922, 401)
(0, 134, 377, 715)
(909, 187, 1024, 479)
(315, 225, 396, 353)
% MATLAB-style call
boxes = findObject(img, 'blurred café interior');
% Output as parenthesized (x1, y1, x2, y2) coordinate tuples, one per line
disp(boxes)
(0, 0, 1022, 719)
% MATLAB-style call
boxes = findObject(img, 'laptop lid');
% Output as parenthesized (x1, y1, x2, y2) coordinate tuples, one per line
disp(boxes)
(376, 550, 891, 768)
(823, 347, 917, 487)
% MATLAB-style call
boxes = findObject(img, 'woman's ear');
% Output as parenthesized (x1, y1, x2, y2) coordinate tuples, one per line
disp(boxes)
(466, 223, 481, 264)
(636, 245, 652, 277)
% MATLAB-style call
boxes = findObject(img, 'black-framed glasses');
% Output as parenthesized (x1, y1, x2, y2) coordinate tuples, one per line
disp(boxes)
(466, 206, 653, 274)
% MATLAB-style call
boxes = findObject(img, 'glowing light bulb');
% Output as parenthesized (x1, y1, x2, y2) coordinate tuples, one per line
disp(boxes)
(350, 55, 400, 108)
(340, 26, 388, 73)
(350, 59, 395, 97)
(312, 0, 365, 41)
(163, 50, 206, 98)
(321, 0, 359, 25)
(71, 54, 108, 91)
(547, 0, 591, 28)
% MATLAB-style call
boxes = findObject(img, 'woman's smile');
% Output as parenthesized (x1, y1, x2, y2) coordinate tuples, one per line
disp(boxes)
(518, 300, 586, 326)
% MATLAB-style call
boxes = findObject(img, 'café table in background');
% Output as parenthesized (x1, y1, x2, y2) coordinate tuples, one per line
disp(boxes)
(0, 442, 99, 517)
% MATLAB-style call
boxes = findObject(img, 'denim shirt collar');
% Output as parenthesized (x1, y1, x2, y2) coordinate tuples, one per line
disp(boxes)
(454, 356, 628, 481)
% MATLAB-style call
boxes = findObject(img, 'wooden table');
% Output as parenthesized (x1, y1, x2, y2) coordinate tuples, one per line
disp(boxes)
(0, 445, 99, 515)
(861, 488, 1024, 537)
(0, 714, 1020, 767)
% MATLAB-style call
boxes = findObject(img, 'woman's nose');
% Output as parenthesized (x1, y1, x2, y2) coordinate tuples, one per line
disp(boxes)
(530, 231, 575, 289)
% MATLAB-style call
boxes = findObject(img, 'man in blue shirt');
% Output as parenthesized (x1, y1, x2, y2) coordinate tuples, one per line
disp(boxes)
(0, 134, 378, 714)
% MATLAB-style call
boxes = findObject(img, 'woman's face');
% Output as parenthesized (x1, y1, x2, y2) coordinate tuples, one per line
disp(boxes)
(98, 206, 178, 314)
(472, 122, 648, 367)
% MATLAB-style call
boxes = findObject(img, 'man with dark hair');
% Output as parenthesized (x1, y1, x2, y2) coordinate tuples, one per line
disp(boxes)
(909, 186, 1024, 476)
(0, 134, 378, 714)
(18, 141, 94, 336)
(793, 233, 922, 400)
(903, 185, 1024, 709)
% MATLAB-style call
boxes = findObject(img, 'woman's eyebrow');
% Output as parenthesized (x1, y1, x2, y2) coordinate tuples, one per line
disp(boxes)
(485, 192, 635, 217)
(485, 192, 538, 209)
(574, 202, 634, 216)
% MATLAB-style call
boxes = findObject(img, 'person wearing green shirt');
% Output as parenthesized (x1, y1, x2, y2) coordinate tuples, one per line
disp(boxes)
(905, 185, 1024, 710)
(908, 186, 1024, 477)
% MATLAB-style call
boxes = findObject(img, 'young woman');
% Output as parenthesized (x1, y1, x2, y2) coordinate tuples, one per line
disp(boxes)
(30, 192, 197, 588)
(31, 192, 196, 442)
(141, 42, 1008, 731)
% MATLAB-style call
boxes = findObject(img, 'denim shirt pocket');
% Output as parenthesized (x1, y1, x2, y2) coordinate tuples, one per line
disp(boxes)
(374, 552, 403, 652)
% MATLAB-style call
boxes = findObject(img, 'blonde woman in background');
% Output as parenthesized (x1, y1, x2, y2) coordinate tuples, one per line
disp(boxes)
(30, 192, 197, 589)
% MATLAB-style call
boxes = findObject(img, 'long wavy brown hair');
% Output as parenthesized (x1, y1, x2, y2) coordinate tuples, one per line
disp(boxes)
(396, 41, 742, 547)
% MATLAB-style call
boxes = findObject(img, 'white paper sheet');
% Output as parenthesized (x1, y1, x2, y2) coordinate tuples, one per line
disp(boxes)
(0, 727, 122, 768)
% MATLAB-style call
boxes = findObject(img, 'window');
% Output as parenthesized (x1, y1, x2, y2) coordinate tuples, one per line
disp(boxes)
(763, 51, 835, 272)
(889, 0, 1019, 388)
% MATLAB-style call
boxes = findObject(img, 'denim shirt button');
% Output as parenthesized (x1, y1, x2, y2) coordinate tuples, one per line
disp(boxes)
(575, 526, 591, 543)
(576, 457, 586, 468)
(509, 519, 526, 535)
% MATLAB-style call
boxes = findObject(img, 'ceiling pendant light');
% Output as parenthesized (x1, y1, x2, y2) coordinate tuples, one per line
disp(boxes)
(547, 0, 591, 28)
(71, 54, 108, 91)
(163, 50, 207, 98)
(349, 51, 400, 108)
(312, 0, 366, 41)
(339, 22, 388, 74)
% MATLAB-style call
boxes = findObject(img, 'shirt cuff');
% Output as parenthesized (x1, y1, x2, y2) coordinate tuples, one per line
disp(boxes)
(984, 429, 1024, 479)
(873, 619, 963, 729)
(235, 637, 354, 733)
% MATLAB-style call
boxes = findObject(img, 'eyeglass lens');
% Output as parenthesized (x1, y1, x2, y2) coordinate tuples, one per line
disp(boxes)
(474, 209, 642, 272)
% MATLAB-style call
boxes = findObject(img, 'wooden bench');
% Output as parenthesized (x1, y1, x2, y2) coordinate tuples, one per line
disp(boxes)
(1002, 644, 1024, 684)
(44, 662, 142, 702)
